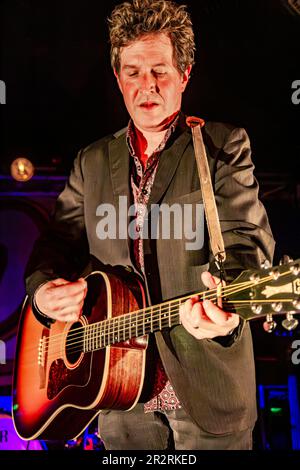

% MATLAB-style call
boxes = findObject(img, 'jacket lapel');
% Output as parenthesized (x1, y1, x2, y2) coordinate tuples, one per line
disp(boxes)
(147, 130, 192, 207)
(108, 130, 134, 267)
(108, 131, 131, 202)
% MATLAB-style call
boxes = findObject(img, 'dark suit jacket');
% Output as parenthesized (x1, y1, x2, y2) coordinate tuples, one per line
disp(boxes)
(25, 117, 275, 434)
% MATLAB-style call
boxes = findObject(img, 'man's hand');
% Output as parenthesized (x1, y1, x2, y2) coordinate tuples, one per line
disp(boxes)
(35, 278, 87, 322)
(179, 271, 240, 340)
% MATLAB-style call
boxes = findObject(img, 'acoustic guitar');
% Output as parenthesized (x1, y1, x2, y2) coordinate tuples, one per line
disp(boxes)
(12, 258, 300, 440)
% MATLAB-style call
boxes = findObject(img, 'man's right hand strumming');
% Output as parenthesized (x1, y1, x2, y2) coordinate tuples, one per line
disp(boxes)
(34, 278, 87, 322)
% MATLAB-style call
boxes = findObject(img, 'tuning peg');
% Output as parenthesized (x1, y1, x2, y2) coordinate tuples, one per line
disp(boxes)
(292, 298, 300, 310)
(271, 302, 283, 312)
(261, 259, 271, 269)
(290, 263, 300, 275)
(263, 314, 277, 333)
(282, 313, 299, 331)
(279, 255, 293, 265)
(251, 304, 263, 315)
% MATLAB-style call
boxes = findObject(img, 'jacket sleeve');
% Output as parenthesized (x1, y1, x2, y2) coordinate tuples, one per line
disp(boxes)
(25, 149, 90, 298)
(209, 126, 275, 280)
(208, 127, 275, 346)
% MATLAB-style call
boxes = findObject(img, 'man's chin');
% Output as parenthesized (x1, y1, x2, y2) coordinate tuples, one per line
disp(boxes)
(134, 114, 171, 133)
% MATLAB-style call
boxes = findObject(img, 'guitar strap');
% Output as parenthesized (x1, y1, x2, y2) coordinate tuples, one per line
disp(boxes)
(186, 116, 226, 279)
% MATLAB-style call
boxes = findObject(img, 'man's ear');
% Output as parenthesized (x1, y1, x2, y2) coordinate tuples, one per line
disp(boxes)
(114, 68, 123, 94)
(181, 65, 192, 92)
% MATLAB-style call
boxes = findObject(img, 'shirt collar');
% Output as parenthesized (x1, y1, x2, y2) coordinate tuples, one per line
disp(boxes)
(126, 112, 180, 158)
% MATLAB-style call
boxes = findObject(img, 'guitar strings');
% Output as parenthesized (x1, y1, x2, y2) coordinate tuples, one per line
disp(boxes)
(32, 271, 292, 353)
(49, 299, 295, 358)
(39, 270, 291, 350)
(26, 298, 297, 367)
(36, 277, 258, 349)
(30, 271, 294, 360)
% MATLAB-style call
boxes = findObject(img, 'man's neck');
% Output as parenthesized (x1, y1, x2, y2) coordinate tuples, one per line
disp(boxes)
(139, 128, 168, 157)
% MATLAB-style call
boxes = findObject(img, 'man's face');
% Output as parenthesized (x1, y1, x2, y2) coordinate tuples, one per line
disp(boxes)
(115, 33, 191, 133)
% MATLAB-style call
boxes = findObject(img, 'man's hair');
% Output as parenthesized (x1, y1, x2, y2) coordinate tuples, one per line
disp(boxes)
(108, 0, 195, 75)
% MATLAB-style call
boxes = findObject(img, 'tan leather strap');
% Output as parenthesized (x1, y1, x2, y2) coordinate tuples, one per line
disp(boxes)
(186, 116, 226, 265)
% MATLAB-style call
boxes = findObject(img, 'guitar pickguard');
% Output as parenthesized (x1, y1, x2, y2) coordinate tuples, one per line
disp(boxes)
(47, 357, 91, 400)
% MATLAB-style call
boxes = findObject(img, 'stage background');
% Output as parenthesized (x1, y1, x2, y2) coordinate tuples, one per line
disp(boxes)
(0, 0, 300, 450)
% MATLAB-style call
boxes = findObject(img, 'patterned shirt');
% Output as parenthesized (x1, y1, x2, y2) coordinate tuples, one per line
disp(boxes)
(126, 117, 182, 412)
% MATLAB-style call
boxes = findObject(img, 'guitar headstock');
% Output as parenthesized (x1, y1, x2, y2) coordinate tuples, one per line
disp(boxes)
(229, 257, 300, 332)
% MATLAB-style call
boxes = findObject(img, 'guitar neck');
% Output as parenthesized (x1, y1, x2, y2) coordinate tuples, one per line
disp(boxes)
(82, 258, 300, 352)
(83, 297, 184, 352)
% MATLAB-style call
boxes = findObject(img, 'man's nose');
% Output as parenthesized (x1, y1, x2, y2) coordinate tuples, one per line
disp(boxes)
(139, 73, 156, 92)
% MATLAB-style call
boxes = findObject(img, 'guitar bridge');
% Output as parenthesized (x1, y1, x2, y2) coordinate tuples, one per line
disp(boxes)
(38, 328, 49, 389)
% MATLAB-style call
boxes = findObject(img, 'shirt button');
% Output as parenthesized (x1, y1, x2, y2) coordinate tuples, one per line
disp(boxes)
(142, 189, 148, 195)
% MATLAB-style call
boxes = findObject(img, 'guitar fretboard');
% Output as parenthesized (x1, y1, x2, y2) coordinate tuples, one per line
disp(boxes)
(82, 298, 185, 352)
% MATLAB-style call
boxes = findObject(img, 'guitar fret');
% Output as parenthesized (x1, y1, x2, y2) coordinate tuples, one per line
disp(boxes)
(91, 324, 94, 351)
(133, 313, 137, 339)
(99, 321, 102, 349)
(134, 313, 138, 337)
(142, 309, 146, 335)
(83, 326, 86, 352)
(123, 315, 127, 342)
(118, 317, 121, 343)
(85, 325, 88, 352)
(105, 321, 108, 347)
(159, 304, 162, 330)
(119, 315, 122, 342)
(150, 307, 153, 333)
(99, 322, 102, 349)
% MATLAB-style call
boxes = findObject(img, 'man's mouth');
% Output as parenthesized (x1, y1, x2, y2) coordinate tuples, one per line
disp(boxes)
(139, 102, 159, 110)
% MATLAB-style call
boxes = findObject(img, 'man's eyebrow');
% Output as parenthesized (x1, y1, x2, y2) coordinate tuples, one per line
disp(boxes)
(122, 64, 139, 70)
(122, 63, 168, 70)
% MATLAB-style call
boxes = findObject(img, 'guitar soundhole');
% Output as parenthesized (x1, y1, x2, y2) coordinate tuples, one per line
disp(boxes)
(65, 321, 84, 365)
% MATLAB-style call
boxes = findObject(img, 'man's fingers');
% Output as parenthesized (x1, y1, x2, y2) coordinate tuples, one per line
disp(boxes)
(59, 312, 82, 322)
(201, 271, 224, 290)
(201, 271, 217, 290)
(48, 290, 86, 311)
(180, 299, 207, 328)
(51, 278, 70, 287)
(53, 299, 85, 321)
(203, 299, 239, 328)
(48, 278, 87, 300)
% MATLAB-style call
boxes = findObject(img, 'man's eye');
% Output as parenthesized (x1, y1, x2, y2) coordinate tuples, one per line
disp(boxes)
(128, 72, 138, 77)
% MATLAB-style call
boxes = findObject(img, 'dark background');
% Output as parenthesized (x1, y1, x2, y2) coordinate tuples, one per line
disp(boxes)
(0, 0, 300, 450)
(0, 0, 299, 174)
(1, 0, 300, 262)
